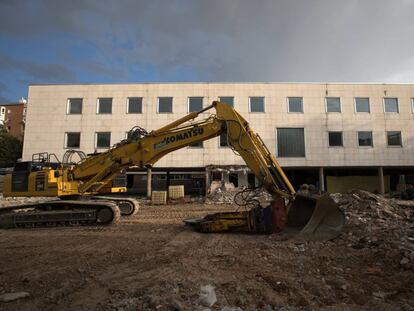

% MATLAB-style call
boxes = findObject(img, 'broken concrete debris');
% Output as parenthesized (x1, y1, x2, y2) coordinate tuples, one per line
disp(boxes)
(331, 189, 414, 271)
(205, 181, 273, 205)
(196, 285, 217, 307)
(0, 291, 30, 302)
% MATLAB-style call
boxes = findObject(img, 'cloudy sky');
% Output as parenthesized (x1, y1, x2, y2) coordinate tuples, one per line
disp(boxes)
(0, 0, 413, 102)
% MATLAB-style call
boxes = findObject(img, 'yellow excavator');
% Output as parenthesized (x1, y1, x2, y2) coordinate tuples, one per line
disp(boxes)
(1, 101, 344, 239)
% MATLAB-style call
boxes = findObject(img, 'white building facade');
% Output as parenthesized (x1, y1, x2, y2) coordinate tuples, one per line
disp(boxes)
(23, 83, 414, 194)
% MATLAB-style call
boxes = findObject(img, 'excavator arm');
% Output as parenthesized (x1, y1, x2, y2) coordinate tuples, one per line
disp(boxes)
(69, 102, 295, 198)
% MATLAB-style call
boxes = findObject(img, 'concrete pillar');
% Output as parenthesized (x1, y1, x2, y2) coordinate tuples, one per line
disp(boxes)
(223, 172, 230, 183)
(205, 167, 211, 195)
(378, 167, 385, 195)
(319, 167, 325, 192)
(146, 167, 152, 198)
(238, 171, 248, 188)
(166, 170, 170, 191)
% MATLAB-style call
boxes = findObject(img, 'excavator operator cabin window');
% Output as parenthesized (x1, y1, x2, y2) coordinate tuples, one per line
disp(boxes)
(158, 97, 173, 113)
(219, 97, 234, 107)
(97, 98, 112, 114)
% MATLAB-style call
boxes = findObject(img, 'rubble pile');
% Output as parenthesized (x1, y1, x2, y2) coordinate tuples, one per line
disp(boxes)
(205, 181, 273, 205)
(205, 183, 238, 204)
(332, 189, 414, 270)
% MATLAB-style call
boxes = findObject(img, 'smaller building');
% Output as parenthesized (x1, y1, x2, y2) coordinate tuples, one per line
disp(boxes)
(0, 98, 27, 141)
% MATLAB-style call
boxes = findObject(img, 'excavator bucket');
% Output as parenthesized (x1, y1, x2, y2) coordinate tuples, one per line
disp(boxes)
(286, 193, 345, 240)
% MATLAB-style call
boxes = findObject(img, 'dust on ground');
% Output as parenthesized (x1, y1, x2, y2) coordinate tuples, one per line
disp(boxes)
(0, 191, 413, 311)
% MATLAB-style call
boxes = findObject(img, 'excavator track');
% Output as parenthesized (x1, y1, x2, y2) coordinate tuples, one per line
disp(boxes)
(0, 200, 120, 229)
(91, 196, 140, 216)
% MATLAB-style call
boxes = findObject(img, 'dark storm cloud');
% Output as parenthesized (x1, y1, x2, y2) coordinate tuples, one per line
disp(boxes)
(0, 52, 77, 82)
(1, 0, 414, 82)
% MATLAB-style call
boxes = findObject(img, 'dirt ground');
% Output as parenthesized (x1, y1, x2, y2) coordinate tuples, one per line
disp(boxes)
(0, 199, 413, 311)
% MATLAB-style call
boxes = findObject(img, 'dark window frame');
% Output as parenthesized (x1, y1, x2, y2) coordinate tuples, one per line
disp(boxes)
(96, 132, 111, 148)
(219, 131, 229, 148)
(277, 128, 306, 157)
(65, 132, 81, 149)
(219, 96, 234, 108)
(326, 97, 341, 113)
(97, 98, 112, 114)
(127, 97, 143, 114)
(158, 97, 173, 113)
(188, 141, 204, 148)
(386, 131, 402, 147)
(384, 97, 399, 113)
(188, 97, 203, 112)
(328, 131, 343, 147)
(67, 98, 83, 114)
(249, 97, 265, 113)
(358, 131, 373, 147)
(288, 97, 303, 113)
(355, 97, 370, 113)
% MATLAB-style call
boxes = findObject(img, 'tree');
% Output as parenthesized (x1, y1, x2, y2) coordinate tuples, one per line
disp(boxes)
(0, 129, 22, 167)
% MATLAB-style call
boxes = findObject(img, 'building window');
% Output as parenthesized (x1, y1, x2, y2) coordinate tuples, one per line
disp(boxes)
(127, 97, 142, 113)
(355, 97, 370, 113)
(0, 107, 5, 114)
(326, 97, 341, 112)
(96, 132, 111, 148)
(288, 97, 303, 113)
(189, 141, 203, 148)
(328, 131, 343, 147)
(158, 97, 173, 113)
(65, 132, 80, 148)
(219, 97, 234, 107)
(249, 97, 265, 112)
(358, 131, 373, 147)
(67, 98, 82, 114)
(387, 131, 402, 146)
(97, 98, 112, 114)
(188, 97, 203, 112)
(384, 98, 399, 113)
(277, 128, 305, 157)
(219, 132, 229, 147)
